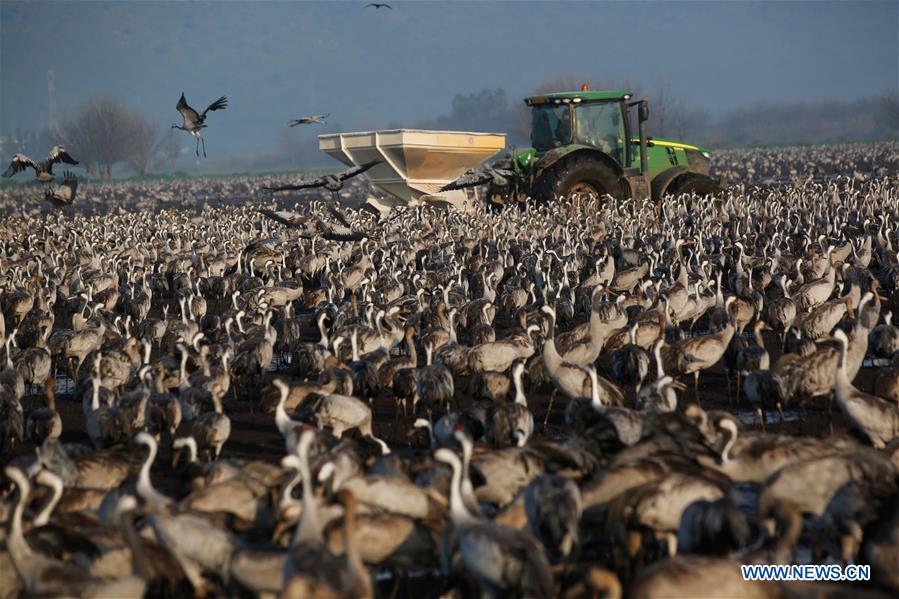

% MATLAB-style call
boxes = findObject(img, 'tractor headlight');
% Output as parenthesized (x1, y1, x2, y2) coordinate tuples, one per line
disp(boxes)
(701, 151, 710, 159)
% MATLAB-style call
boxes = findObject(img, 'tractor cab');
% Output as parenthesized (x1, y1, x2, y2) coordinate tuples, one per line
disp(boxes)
(502, 86, 720, 204)
(528, 90, 628, 164)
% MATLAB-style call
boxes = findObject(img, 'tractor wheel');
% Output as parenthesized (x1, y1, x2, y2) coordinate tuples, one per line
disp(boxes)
(536, 154, 624, 205)
(667, 173, 722, 198)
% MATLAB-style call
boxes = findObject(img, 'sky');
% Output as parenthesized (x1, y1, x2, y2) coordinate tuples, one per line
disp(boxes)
(1, 0, 896, 164)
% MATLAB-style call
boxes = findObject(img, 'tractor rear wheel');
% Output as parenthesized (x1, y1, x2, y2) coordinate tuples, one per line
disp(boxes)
(536, 154, 624, 205)
(667, 173, 722, 197)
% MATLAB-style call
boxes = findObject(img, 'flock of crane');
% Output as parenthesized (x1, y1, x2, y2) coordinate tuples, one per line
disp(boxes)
(0, 89, 352, 209)
(0, 143, 898, 598)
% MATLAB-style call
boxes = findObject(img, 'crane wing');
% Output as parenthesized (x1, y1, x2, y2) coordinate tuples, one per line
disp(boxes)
(2, 154, 36, 178)
(176, 93, 200, 124)
(47, 146, 79, 166)
(290, 113, 330, 126)
(277, 209, 367, 242)
(317, 227, 366, 242)
(258, 208, 308, 228)
(60, 171, 78, 200)
(337, 159, 380, 182)
(283, 226, 350, 242)
(202, 95, 228, 116)
(420, 198, 457, 210)
(45, 172, 77, 206)
(324, 204, 352, 228)
(264, 177, 325, 192)
(440, 169, 490, 191)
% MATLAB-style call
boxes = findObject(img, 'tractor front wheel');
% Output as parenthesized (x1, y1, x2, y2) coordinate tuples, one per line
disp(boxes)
(536, 155, 623, 205)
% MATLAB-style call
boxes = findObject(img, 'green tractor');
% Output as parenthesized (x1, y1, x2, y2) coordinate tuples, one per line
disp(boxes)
(490, 87, 722, 204)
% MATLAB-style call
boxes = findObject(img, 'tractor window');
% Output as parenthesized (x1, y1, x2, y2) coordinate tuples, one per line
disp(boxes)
(531, 105, 571, 150)
(575, 102, 624, 162)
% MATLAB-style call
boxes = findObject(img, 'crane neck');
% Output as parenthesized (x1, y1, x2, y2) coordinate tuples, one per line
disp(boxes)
(295, 436, 323, 545)
(446, 452, 478, 528)
(653, 341, 666, 379)
(513, 365, 526, 407)
(33, 471, 63, 527)
(589, 368, 604, 411)
(275, 385, 291, 435)
(137, 438, 172, 511)
(7, 469, 36, 575)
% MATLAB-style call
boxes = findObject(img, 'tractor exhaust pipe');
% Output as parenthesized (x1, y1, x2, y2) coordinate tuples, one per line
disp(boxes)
(638, 97, 649, 177)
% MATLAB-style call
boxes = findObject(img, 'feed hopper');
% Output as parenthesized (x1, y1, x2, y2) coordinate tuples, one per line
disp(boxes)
(318, 129, 506, 210)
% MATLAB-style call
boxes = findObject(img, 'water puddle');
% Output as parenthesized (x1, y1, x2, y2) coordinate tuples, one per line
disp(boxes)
(734, 482, 759, 518)
(735, 408, 801, 427)
(374, 568, 441, 582)
(864, 357, 891, 368)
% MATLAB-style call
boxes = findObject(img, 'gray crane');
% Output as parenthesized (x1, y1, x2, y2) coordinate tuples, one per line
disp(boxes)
(3, 145, 78, 182)
(171, 92, 228, 157)
(257, 204, 367, 242)
(44, 171, 78, 207)
(265, 159, 380, 197)
(440, 166, 515, 191)
(288, 113, 329, 126)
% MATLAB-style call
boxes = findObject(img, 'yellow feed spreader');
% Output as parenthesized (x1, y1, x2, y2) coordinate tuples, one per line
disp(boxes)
(318, 129, 506, 211)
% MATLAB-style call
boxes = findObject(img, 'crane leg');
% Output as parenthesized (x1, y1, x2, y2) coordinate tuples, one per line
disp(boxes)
(393, 404, 402, 441)
(387, 575, 400, 599)
(757, 407, 767, 432)
(725, 369, 733, 404)
(195, 136, 200, 157)
(693, 372, 701, 405)
(826, 394, 834, 435)
(665, 532, 678, 557)
(544, 389, 556, 428)
(201, 136, 207, 158)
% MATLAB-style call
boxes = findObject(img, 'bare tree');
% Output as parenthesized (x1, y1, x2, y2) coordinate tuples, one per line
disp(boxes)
(57, 113, 97, 176)
(154, 129, 182, 174)
(126, 113, 158, 176)
(646, 78, 710, 141)
(448, 88, 509, 131)
(88, 98, 130, 178)
(533, 74, 596, 95)
(651, 78, 681, 137)
(58, 97, 140, 178)
(413, 88, 516, 140)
